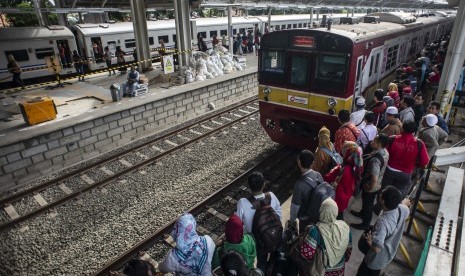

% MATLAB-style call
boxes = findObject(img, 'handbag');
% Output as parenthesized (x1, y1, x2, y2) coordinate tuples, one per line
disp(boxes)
(288, 225, 327, 276)
(358, 207, 401, 255)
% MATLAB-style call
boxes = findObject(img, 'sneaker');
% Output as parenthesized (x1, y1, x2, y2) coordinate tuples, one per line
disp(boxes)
(351, 223, 370, 231)
(351, 210, 362, 218)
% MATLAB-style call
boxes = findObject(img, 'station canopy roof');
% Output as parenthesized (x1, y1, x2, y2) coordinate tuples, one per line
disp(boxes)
(53, 0, 454, 10)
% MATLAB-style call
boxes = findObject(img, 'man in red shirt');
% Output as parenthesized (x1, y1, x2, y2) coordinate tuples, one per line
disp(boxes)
(334, 110, 361, 154)
(427, 64, 442, 84)
(381, 121, 429, 197)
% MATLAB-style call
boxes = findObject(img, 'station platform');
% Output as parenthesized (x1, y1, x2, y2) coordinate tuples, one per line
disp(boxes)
(0, 54, 259, 191)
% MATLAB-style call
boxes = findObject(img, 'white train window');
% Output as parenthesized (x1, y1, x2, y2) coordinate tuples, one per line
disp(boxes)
(35, 48, 54, 59)
(220, 30, 227, 36)
(210, 30, 217, 37)
(5, 50, 29, 61)
(385, 45, 399, 71)
(149, 37, 155, 45)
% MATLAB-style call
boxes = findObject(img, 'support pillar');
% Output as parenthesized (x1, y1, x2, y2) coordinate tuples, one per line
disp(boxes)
(32, 0, 47, 26)
(309, 7, 314, 28)
(317, 9, 320, 21)
(174, 0, 192, 68)
(130, 0, 152, 72)
(54, 0, 68, 26)
(352, 8, 354, 17)
(227, 5, 233, 49)
(437, 0, 465, 118)
(267, 7, 272, 32)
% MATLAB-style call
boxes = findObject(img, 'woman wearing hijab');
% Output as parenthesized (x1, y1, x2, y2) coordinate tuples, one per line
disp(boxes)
(324, 141, 363, 219)
(387, 83, 401, 108)
(312, 126, 336, 176)
(299, 198, 352, 275)
(158, 213, 216, 275)
(212, 214, 257, 270)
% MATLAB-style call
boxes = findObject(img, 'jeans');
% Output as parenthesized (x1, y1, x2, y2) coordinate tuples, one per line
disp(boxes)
(106, 60, 115, 73)
(123, 81, 140, 96)
(74, 65, 84, 76)
(361, 190, 377, 226)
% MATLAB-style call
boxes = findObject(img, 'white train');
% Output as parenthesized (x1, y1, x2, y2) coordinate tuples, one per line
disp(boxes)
(0, 13, 382, 87)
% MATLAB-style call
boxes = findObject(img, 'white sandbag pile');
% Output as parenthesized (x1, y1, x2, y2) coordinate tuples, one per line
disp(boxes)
(180, 46, 245, 84)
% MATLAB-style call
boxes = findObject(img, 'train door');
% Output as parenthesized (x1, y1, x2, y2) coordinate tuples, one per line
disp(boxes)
(353, 55, 364, 104)
(90, 37, 103, 62)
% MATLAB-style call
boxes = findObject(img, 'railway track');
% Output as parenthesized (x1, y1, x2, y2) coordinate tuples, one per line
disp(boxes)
(92, 145, 299, 276)
(0, 98, 260, 233)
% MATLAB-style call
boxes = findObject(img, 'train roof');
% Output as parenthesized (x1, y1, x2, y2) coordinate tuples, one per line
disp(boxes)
(73, 13, 369, 36)
(0, 25, 75, 42)
(302, 13, 454, 43)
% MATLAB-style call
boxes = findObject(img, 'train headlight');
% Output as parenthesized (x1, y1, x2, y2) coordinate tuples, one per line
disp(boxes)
(327, 98, 337, 108)
(263, 87, 271, 102)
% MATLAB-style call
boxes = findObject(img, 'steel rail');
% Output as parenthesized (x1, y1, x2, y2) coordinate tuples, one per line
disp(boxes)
(92, 145, 292, 276)
(0, 105, 259, 233)
(0, 97, 257, 207)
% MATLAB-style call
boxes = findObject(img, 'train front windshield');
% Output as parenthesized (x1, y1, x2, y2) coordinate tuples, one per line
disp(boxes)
(260, 50, 348, 95)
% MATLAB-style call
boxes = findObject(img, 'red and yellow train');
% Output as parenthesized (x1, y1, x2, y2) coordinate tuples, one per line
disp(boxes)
(258, 12, 455, 149)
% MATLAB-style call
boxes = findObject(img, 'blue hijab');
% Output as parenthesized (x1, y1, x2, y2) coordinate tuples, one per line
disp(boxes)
(172, 213, 208, 275)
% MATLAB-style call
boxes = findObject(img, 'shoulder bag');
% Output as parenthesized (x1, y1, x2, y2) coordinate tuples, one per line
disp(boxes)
(288, 225, 327, 276)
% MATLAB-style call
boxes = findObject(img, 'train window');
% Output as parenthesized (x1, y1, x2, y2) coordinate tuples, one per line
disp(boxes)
(260, 50, 286, 83)
(173, 34, 177, 43)
(303, 23, 307, 27)
(298, 23, 303, 28)
(220, 30, 227, 36)
(287, 24, 292, 29)
(233, 29, 237, 35)
(35, 48, 54, 59)
(369, 55, 374, 77)
(290, 56, 309, 87)
(385, 45, 399, 71)
(149, 37, 154, 45)
(125, 39, 136, 49)
(107, 41, 116, 46)
(158, 35, 169, 43)
(210, 30, 217, 37)
(409, 38, 417, 56)
(314, 54, 347, 92)
(198, 32, 206, 38)
(375, 53, 380, 74)
(5, 50, 29, 62)
(239, 28, 245, 35)
(282, 24, 286, 29)
(293, 24, 297, 28)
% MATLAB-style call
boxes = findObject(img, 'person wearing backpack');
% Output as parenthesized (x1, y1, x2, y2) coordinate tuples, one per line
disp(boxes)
(334, 110, 361, 154)
(324, 142, 363, 220)
(290, 150, 325, 233)
(236, 171, 282, 271)
(312, 126, 342, 176)
(351, 134, 389, 230)
(357, 112, 378, 155)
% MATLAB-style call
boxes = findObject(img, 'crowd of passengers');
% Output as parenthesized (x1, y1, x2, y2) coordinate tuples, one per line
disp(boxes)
(119, 36, 451, 276)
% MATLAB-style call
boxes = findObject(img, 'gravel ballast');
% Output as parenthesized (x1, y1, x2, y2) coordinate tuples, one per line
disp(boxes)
(0, 113, 280, 275)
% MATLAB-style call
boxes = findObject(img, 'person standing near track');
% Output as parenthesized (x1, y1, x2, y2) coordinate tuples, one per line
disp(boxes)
(103, 47, 116, 75)
(72, 50, 85, 82)
(7, 54, 25, 89)
(334, 110, 361, 154)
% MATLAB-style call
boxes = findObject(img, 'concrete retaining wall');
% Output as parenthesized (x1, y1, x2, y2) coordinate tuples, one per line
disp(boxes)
(0, 70, 258, 191)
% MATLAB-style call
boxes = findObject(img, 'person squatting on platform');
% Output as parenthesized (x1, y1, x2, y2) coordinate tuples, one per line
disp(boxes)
(122, 65, 140, 97)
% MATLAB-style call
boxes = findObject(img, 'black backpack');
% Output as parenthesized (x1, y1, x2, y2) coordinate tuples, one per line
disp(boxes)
(248, 193, 283, 253)
(298, 177, 335, 224)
